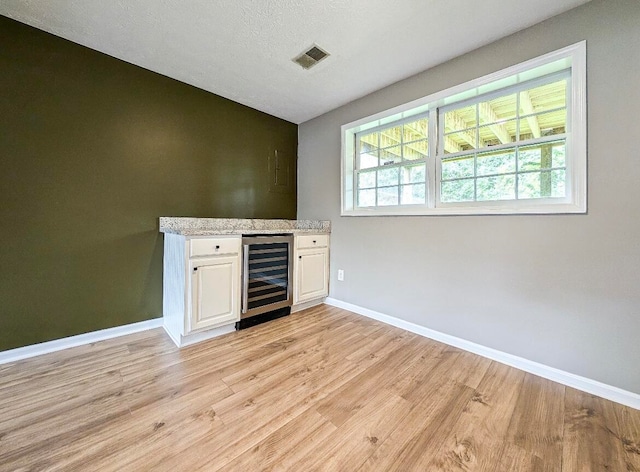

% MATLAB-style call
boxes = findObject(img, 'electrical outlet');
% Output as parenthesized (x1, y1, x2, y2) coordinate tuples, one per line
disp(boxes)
(337, 269, 344, 281)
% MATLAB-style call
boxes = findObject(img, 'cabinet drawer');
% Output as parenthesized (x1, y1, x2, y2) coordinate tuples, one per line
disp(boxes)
(296, 234, 329, 249)
(190, 237, 241, 257)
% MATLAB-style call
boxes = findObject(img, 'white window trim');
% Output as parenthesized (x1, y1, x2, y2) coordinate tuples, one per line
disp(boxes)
(341, 41, 587, 216)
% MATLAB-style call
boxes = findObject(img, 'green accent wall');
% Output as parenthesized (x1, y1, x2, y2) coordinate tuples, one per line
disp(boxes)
(0, 16, 298, 351)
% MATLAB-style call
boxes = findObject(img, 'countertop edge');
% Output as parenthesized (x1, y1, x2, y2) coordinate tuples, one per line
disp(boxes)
(159, 217, 331, 236)
(161, 229, 331, 236)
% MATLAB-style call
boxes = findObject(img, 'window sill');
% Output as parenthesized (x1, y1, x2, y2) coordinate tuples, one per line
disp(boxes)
(341, 201, 586, 217)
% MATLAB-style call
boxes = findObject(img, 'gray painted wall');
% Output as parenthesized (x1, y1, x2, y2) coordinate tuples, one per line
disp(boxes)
(297, 0, 640, 394)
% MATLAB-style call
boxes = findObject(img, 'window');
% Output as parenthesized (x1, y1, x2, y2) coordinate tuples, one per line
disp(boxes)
(356, 116, 428, 207)
(342, 42, 586, 216)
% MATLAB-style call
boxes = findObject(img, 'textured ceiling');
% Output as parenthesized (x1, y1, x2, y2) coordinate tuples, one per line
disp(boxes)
(1, 0, 591, 124)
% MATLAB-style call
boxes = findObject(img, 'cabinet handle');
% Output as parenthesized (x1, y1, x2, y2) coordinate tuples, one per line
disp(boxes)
(193, 267, 198, 271)
(313, 240, 316, 244)
(299, 256, 302, 259)
(215, 245, 220, 250)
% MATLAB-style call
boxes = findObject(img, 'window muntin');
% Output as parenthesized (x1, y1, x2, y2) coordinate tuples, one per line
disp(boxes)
(355, 116, 428, 208)
(341, 42, 586, 216)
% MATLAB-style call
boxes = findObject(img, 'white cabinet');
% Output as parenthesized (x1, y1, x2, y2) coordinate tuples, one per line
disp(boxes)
(163, 234, 241, 347)
(163, 230, 330, 347)
(294, 234, 329, 304)
(190, 254, 240, 332)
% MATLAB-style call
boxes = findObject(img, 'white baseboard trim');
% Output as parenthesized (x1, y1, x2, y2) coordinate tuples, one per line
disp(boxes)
(325, 297, 640, 410)
(291, 298, 326, 313)
(0, 318, 164, 365)
(165, 324, 236, 348)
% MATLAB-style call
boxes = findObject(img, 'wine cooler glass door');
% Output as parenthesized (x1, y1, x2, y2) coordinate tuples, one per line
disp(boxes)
(241, 235, 293, 318)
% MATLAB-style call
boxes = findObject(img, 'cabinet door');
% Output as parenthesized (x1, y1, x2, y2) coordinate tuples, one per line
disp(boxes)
(295, 248, 329, 303)
(190, 255, 240, 332)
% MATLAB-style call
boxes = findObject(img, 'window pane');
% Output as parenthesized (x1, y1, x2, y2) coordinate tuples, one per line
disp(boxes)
(377, 167, 399, 187)
(360, 130, 378, 143)
(359, 152, 378, 169)
(520, 79, 567, 116)
(442, 156, 474, 180)
(357, 189, 376, 207)
(477, 120, 517, 147)
(518, 172, 541, 199)
(359, 141, 378, 156)
(381, 126, 402, 147)
(551, 169, 566, 197)
(476, 175, 515, 201)
(520, 110, 567, 140)
(401, 184, 426, 205)
(443, 130, 477, 154)
(380, 146, 402, 165)
(479, 93, 517, 125)
(518, 170, 566, 199)
(377, 187, 398, 206)
(401, 164, 426, 184)
(443, 105, 477, 132)
(552, 143, 566, 168)
(359, 131, 379, 154)
(518, 146, 541, 171)
(540, 170, 558, 199)
(403, 118, 428, 141)
(357, 171, 376, 189)
(538, 109, 567, 137)
(441, 179, 474, 202)
(403, 141, 427, 160)
(476, 149, 516, 176)
(518, 140, 564, 171)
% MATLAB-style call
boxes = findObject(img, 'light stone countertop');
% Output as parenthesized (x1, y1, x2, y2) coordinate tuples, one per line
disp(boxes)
(159, 217, 330, 236)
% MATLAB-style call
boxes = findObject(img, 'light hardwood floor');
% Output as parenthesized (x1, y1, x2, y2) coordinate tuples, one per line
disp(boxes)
(1, 305, 639, 471)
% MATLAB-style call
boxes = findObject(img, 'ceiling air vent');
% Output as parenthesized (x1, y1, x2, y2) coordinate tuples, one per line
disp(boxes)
(293, 45, 330, 69)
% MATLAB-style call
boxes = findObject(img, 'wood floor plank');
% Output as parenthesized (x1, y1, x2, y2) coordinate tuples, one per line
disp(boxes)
(445, 348, 493, 390)
(0, 304, 637, 471)
(562, 387, 629, 472)
(127, 322, 380, 471)
(210, 336, 366, 425)
(345, 325, 421, 363)
(288, 388, 414, 472)
(315, 333, 425, 427)
(39, 374, 235, 471)
(492, 443, 538, 472)
(117, 306, 355, 390)
(357, 379, 475, 472)
(0, 345, 131, 397)
(0, 369, 124, 425)
(387, 346, 462, 404)
(0, 372, 127, 460)
(0, 401, 132, 471)
(3, 377, 233, 471)
(145, 357, 369, 471)
(220, 320, 363, 391)
(503, 374, 565, 471)
(214, 408, 337, 472)
(613, 402, 640, 471)
(424, 361, 526, 471)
